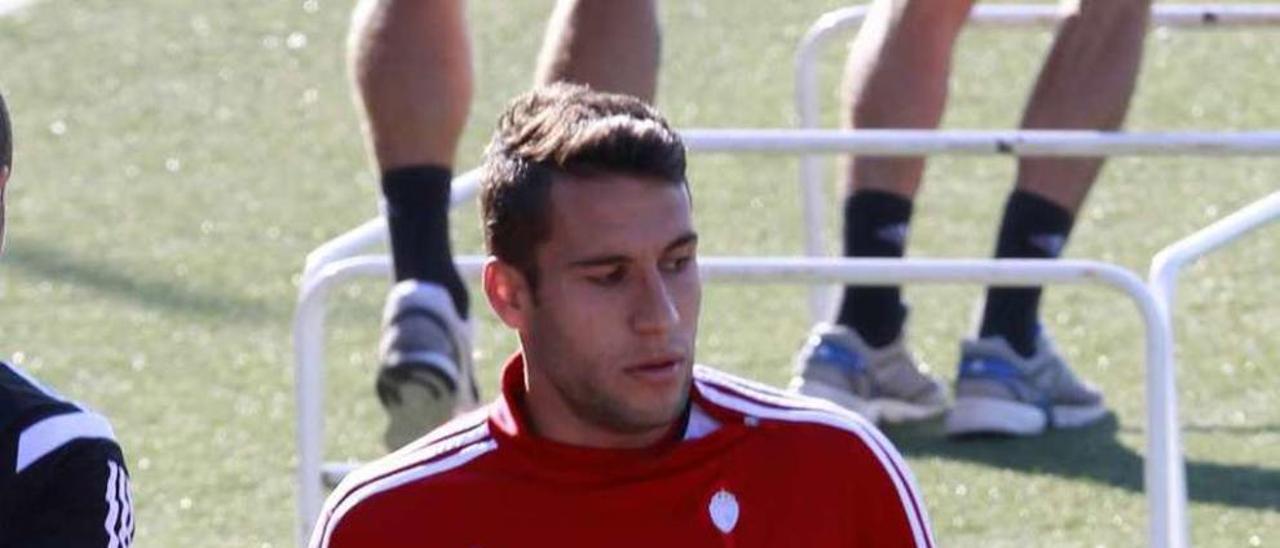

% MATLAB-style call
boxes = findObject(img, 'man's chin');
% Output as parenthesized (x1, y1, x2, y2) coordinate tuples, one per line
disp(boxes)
(619, 391, 691, 434)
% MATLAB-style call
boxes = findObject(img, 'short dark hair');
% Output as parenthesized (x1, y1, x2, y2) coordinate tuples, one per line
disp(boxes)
(0, 90, 11, 172)
(480, 83, 687, 289)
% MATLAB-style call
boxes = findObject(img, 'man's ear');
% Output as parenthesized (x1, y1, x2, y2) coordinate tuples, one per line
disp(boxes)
(483, 257, 532, 330)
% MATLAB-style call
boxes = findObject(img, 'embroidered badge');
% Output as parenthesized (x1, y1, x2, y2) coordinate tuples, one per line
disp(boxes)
(708, 489, 740, 534)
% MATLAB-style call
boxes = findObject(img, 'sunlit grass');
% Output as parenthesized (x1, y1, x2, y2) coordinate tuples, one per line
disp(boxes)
(0, 0, 1275, 545)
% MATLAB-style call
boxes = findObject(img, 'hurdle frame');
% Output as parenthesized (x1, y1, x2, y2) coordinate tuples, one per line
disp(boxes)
(294, 128, 1280, 548)
(296, 253, 1177, 547)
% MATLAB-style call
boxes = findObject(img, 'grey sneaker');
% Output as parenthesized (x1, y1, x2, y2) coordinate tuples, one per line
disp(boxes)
(789, 324, 948, 424)
(945, 332, 1107, 436)
(377, 280, 478, 450)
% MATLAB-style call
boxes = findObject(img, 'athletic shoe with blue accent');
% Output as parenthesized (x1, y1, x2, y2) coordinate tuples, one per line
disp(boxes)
(377, 280, 479, 450)
(789, 324, 948, 424)
(945, 331, 1107, 436)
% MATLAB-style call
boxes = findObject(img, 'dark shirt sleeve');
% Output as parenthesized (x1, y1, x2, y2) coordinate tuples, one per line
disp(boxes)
(5, 439, 134, 548)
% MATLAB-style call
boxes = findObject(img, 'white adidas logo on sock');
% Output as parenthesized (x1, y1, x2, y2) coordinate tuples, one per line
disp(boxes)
(1028, 233, 1066, 256)
(875, 223, 909, 247)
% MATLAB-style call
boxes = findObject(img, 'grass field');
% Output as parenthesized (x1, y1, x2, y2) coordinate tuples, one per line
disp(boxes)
(0, 0, 1277, 546)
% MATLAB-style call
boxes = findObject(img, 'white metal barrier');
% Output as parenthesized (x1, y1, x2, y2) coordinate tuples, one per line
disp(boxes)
(1140, 190, 1280, 548)
(792, 3, 1280, 318)
(297, 129, 1280, 289)
(296, 253, 1175, 546)
(1149, 191, 1280, 323)
(300, 169, 484, 284)
(294, 128, 1280, 548)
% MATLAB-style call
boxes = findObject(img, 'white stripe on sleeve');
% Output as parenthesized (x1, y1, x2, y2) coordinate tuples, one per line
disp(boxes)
(16, 411, 117, 473)
(104, 461, 122, 548)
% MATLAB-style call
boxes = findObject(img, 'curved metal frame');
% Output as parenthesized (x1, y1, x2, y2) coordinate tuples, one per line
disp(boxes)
(295, 255, 1175, 546)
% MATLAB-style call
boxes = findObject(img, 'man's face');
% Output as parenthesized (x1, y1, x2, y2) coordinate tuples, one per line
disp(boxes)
(520, 173, 700, 445)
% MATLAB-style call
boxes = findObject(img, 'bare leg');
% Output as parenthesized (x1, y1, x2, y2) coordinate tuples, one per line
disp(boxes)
(979, 0, 1153, 355)
(790, 1, 973, 421)
(843, 0, 975, 198)
(830, 0, 974, 349)
(349, 0, 472, 170)
(349, 0, 475, 451)
(535, 0, 661, 102)
(350, 0, 667, 450)
(1014, 0, 1153, 212)
(349, 0, 471, 313)
(949, 0, 1151, 435)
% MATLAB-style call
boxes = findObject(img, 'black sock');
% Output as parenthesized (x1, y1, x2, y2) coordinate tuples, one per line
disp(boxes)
(381, 165, 469, 319)
(978, 190, 1075, 357)
(834, 191, 913, 348)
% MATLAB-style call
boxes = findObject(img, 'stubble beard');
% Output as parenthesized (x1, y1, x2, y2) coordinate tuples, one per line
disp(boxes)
(560, 361, 693, 438)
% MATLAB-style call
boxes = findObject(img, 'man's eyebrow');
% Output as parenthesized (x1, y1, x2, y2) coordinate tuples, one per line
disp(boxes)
(665, 232, 698, 252)
(568, 254, 630, 268)
(567, 231, 699, 268)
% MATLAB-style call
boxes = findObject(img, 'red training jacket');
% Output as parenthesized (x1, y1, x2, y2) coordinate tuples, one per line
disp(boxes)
(311, 354, 935, 547)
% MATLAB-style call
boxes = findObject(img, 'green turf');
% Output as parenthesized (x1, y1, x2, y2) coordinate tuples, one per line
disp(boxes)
(0, 0, 1277, 546)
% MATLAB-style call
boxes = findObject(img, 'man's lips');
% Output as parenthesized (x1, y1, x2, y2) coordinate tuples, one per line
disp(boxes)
(624, 356, 686, 381)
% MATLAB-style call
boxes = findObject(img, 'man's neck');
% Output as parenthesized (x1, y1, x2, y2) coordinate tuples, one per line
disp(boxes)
(518, 364, 684, 450)
(524, 393, 680, 450)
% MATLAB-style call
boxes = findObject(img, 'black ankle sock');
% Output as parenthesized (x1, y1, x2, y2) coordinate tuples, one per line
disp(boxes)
(834, 191, 913, 347)
(978, 190, 1075, 356)
(381, 165, 469, 319)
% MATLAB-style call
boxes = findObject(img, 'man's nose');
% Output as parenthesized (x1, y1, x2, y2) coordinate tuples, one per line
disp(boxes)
(630, 267, 679, 335)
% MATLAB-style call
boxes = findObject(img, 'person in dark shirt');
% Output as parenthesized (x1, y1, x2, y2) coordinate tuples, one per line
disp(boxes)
(0, 90, 134, 547)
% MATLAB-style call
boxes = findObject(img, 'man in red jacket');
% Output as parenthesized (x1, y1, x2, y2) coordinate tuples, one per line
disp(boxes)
(310, 83, 934, 547)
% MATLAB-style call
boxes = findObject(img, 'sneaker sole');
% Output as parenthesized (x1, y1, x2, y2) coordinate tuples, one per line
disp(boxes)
(381, 281, 480, 409)
(382, 377, 457, 450)
(945, 397, 1046, 436)
(1050, 403, 1110, 429)
(945, 397, 1110, 436)
(790, 378, 881, 424)
(878, 397, 948, 424)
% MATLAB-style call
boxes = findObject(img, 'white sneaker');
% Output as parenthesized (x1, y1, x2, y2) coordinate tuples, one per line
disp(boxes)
(945, 332, 1107, 437)
(376, 280, 478, 450)
(789, 324, 948, 425)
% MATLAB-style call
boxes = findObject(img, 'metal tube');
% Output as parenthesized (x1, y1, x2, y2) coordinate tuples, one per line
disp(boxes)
(299, 169, 483, 284)
(300, 130, 1279, 284)
(684, 128, 1280, 156)
(1150, 191, 1280, 309)
(294, 255, 475, 547)
(301, 217, 385, 283)
(1144, 191, 1280, 548)
(295, 256, 1179, 547)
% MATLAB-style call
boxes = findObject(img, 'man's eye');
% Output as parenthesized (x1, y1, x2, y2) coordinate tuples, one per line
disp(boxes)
(588, 267, 625, 286)
(662, 256, 693, 273)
